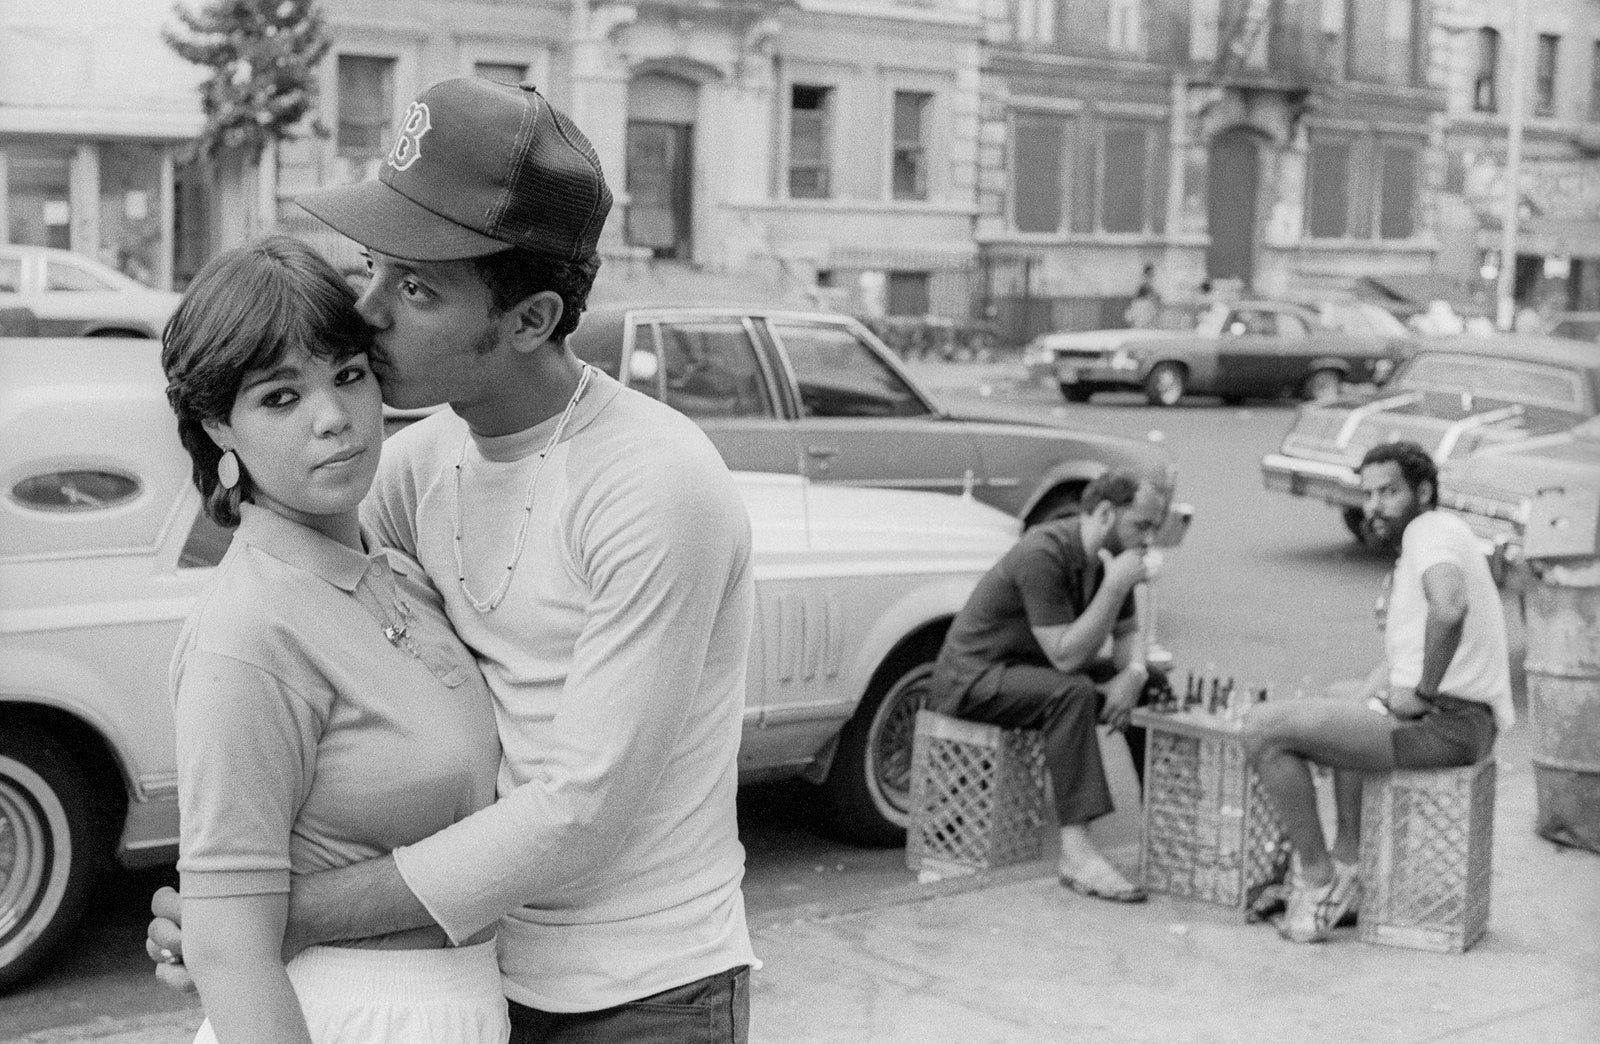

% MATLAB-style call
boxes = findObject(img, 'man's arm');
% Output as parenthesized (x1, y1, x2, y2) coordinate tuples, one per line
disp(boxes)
(382, 447, 753, 944)
(1415, 561, 1468, 697)
(1030, 547, 1147, 674)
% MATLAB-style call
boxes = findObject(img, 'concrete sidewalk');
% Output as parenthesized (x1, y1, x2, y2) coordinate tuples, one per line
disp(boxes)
(747, 721, 1600, 1043)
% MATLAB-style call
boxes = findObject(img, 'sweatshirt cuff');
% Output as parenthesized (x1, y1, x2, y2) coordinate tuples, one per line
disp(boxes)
(392, 840, 494, 945)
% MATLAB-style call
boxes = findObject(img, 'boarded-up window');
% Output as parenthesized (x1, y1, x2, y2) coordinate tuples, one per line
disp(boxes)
(1536, 35, 1560, 117)
(789, 85, 833, 199)
(1378, 144, 1417, 240)
(1384, 0, 1417, 86)
(1307, 137, 1351, 239)
(1012, 111, 1069, 233)
(337, 55, 395, 158)
(887, 271, 931, 316)
(892, 92, 932, 201)
(1100, 122, 1150, 234)
(1474, 29, 1499, 112)
(1590, 42, 1600, 120)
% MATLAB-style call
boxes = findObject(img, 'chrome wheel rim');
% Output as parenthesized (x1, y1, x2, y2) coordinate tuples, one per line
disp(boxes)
(868, 663, 936, 821)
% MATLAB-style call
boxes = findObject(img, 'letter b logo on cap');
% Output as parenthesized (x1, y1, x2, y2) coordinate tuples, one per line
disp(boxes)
(387, 102, 432, 172)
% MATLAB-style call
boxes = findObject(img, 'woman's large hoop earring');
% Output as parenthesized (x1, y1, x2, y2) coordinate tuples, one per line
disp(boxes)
(217, 450, 240, 490)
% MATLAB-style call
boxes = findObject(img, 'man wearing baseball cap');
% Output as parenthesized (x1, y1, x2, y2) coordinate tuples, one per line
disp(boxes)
(151, 77, 757, 1042)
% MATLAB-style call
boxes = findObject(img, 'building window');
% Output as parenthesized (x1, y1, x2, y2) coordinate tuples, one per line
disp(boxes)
(1590, 41, 1600, 120)
(337, 55, 396, 159)
(1011, 110, 1070, 233)
(1384, 0, 1418, 86)
(789, 85, 833, 199)
(1535, 34, 1560, 117)
(1306, 136, 1352, 239)
(1319, 0, 1346, 80)
(1015, 0, 1055, 45)
(1378, 143, 1417, 240)
(886, 271, 931, 317)
(891, 91, 932, 201)
(1474, 29, 1499, 113)
(1108, 0, 1143, 54)
(1097, 121, 1165, 234)
(474, 62, 527, 85)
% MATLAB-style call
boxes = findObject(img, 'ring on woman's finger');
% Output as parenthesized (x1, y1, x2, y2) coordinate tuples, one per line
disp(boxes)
(159, 947, 183, 966)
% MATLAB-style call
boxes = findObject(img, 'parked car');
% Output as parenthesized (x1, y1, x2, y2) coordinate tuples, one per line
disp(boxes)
(1023, 299, 1416, 406)
(0, 244, 180, 338)
(1261, 335, 1600, 544)
(1437, 414, 1600, 560)
(566, 302, 1188, 529)
(1545, 311, 1600, 344)
(0, 337, 1019, 987)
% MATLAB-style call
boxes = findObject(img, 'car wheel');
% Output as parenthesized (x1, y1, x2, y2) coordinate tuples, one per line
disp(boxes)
(1059, 383, 1092, 403)
(1302, 368, 1343, 402)
(1144, 363, 1186, 407)
(0, 724, 105, 990)
(820, 647, 941, 846)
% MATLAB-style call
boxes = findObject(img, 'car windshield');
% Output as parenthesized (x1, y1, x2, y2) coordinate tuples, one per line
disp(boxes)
(1394, 352, 1589, 411)
(1318, 302, 1409, 337)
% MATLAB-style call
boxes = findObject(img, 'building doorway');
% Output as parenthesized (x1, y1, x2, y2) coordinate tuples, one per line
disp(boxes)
(1206, 128, 1261, 290)
(626, 73, 698, 260)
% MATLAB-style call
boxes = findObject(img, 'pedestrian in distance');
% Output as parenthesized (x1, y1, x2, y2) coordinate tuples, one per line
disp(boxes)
(148, 76, 758, 1043)
(1241, 440, 1512, 943)
(1124, 263, 1161, 329)
(160, 236, 508, 1042)
(930, 469, 1169, 903)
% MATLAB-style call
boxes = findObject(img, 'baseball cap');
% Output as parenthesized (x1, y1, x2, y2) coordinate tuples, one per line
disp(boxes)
(296, 78, 612, 263)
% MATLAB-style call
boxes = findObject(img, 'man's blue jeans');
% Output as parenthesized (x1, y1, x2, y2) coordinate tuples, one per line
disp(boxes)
(507, 965, 749, 1044)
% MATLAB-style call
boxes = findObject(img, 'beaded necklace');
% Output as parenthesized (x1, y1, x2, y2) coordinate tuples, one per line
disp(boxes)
(451, 364, 592, 613)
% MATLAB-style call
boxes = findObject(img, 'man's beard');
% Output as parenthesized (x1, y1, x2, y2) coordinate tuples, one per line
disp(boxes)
(1364, 505, 1419, 553)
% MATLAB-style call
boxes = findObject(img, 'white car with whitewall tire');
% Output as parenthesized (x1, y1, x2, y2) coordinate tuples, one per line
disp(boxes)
(0, 337, 1019, 988)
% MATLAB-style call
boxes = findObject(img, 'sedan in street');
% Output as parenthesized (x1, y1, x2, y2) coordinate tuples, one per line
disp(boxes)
(0, 337, 1019, 988)
(0, 244, 180, 338)
(567, 302, 1188, 530)
(1025, 299, 1415, 407)
(1262, 334, 1600, 544)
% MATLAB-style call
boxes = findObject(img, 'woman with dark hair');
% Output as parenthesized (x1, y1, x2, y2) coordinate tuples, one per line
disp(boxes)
(160, 236, 507, 1043)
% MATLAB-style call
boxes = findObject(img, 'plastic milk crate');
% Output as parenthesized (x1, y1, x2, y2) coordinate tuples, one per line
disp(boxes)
(1131, 708, 1290, 908)
(905, 710, 1049, 879)
(1358, 758, 1496, 953)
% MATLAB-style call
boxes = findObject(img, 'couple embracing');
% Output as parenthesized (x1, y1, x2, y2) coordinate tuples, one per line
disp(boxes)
(149, 78, 755, 1044)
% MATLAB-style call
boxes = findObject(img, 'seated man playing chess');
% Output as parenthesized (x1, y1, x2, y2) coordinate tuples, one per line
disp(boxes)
(930, 469, 1168, 903)
(1242, 440, 1513, 943)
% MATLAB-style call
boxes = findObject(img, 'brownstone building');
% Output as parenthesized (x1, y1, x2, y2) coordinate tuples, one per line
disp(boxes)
(976, 0, 1449, 338)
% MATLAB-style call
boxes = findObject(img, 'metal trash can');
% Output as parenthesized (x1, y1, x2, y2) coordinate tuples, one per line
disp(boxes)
(1521, 484, 1600, 854)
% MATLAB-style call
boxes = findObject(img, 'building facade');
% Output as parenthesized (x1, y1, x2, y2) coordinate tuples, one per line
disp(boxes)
(0, 0, 204, 290)
(1434, 0, 1600, 317)
(976, 0, 1452, 339)
(273, 0, 985, 319)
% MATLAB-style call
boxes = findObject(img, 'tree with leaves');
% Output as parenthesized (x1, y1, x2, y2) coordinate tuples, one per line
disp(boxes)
(165, 0, 330, 162)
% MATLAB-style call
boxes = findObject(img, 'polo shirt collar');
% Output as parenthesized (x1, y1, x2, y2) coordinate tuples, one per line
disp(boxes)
(233, 502, 374, 593)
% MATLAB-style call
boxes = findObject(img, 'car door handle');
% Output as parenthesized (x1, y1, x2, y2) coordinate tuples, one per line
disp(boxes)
(806, 445, 840, 459)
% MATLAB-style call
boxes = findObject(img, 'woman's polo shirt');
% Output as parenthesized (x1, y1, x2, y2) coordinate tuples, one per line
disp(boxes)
(172, 503, 501, 900)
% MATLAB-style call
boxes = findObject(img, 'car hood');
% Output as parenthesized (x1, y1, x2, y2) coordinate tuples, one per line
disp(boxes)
(736, 472, 1020, 560)
(932, 396, 1175, 484)
(1277, 386, 1582, 469)
(1038, 329, 1194, 353)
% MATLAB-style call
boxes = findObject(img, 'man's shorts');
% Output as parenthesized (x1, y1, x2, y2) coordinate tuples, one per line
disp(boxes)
(1391, 693, 1497, 769)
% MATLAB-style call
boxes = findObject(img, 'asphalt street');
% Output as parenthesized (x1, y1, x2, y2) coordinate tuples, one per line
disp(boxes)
(0, 365, 1474, 1041)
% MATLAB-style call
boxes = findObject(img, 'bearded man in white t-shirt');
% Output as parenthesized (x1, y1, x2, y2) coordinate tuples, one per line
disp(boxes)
(1242, 440, 1512, 944)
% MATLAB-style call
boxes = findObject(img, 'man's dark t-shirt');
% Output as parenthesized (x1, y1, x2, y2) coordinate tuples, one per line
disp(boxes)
(933, 516, 1135, 707)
